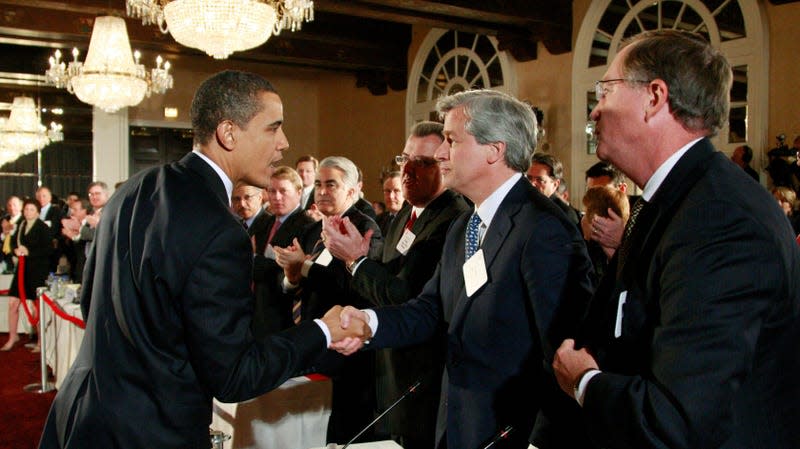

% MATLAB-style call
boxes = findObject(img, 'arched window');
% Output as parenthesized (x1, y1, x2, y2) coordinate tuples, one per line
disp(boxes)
(572, 0, 767, 186)
(407, 29, 517, 131)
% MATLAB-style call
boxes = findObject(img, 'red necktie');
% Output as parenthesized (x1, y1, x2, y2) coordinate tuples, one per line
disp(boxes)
(405, 211, 417, 231)
(267, 219, 281, 244)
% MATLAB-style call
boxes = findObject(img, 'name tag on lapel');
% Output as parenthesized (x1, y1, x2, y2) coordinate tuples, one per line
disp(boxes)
(614, 291, 627, 338)
(395, 229, 416, 255)
(463, 249, 487, 297)
(315, 248, 333, 266)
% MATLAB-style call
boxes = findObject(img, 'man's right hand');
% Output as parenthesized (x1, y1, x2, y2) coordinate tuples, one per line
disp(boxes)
(322, 305, 371, 354)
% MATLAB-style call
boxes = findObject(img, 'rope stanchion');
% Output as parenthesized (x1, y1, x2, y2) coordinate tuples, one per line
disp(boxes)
(15, 256, 40, 327)
(24, 287, 54, 394)
(40, 292, 85, 329)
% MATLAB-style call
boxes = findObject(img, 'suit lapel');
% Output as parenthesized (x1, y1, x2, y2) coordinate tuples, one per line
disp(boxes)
(448, 178, 527, 328)
(381, 204, 412, 262)
(618, 138, 715, 291)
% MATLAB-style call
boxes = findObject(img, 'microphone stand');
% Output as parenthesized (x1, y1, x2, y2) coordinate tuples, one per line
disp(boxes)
(341, 380, 421, 449)
(481, 425, 513, 449)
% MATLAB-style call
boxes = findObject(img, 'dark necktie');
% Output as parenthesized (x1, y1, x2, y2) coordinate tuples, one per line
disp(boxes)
(241, 218, 248, 230)
(617, 198, 648, 276)
(465, 212, 482, 259)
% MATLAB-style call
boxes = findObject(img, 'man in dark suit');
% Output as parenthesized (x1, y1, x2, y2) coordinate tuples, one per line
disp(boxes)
(59, 198, 90, 283)
(325, 121, 469, 449)
(296, 154, 318, 210)
(250, 166, 315, 337)
(527, 153, 581, 226)
(36, 186, 63, 273)
(231, 183, 270, 235)
(38, 70, 369, 449)
(375, 171, 404, 235)
(276, 156, 383, 445)
(333, 91, 595, 449)
(553, 30, 800, 449)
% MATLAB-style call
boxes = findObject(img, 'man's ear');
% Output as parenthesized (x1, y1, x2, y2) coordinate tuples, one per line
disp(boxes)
(486, 141, 506, 165)
(644, 79, 669, 121)
(216, 120, 236, 151)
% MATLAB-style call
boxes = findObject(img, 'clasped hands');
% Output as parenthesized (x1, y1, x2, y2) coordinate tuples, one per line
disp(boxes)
(322, 305, 372, 354)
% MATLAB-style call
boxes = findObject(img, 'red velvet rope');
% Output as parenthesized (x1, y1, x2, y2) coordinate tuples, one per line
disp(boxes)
(40, 292, 85, 329)
(16, 256, 40, 327)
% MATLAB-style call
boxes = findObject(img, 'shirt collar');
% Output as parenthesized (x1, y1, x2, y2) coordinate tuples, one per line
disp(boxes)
(193, 149, 234, 207)
(474, 172, 522, 229)
(642, 137, 702, 201)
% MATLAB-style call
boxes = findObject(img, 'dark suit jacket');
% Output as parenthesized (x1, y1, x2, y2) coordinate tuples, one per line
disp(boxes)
(371, 177, 595, 449)
(39, 153, 328, 449)
(351, 190, 469, 442)
(246, 208, 271, 238)
(41, 204, 64, 272)
(9, 218, 53, 299)
(354, 197, 377, 221)
(579, 138, 800, 449)
(251, 207, 315, 337)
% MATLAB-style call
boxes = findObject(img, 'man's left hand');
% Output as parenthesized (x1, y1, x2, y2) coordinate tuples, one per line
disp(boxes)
(553, 339, 599, 399)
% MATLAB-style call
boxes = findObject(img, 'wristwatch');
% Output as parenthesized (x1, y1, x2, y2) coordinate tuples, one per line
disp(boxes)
(346, 255, 366, 274)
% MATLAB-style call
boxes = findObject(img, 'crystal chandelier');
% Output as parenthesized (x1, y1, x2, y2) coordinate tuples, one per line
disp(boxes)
(0, 97, 64, 163)
(45, 16, 174, 113)
(126, 0, 314, 59)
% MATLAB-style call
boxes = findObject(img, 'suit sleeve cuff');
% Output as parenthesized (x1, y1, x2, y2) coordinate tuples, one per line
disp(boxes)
(313, 319, 332, 347)
(575, 369, 601, 407)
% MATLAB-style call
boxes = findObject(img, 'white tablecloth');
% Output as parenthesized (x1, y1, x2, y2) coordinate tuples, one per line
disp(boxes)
(42, 294, 84, 389)
(0, 273, 35, 334)
(212, 375, 333, 449)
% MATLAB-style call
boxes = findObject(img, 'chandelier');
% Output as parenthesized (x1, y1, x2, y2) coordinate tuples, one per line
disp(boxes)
(45, 16, 174, 113)
(126, 0, 314, 59)
(0, 97, 64, 164)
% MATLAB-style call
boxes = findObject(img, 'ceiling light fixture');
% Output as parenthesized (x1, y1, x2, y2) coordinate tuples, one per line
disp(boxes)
(126, 0, 314, 59)
(0, 97, 64, 163)
(45, 16, 174, 113)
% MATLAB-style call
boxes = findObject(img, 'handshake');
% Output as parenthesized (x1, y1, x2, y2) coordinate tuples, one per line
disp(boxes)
(321, 305, 371, 355)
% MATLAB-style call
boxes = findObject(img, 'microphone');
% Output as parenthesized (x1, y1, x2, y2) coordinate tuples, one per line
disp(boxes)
(481, 425, 513, 449)
(340, 379, 421, 449)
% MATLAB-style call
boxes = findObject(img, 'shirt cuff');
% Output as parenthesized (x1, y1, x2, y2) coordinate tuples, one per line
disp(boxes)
(301, 259, 314, 278)
(363, 309, 378, 337)
(282, 276, 299, 292)
(313, 319, 332, 347)
(349, 257, 368, 276)
(575, 369, 601, 407)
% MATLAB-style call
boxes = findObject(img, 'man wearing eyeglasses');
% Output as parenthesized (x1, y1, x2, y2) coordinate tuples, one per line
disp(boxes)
(232, 183, 269, 235)
(553, 30, 800, 449)
(324, 121, 469, 449)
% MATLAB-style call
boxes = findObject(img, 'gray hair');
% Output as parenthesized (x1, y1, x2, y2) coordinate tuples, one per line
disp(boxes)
(319, 156, 359, 190)
(436, 89, 537, 172)
(410, 121, 444, 141)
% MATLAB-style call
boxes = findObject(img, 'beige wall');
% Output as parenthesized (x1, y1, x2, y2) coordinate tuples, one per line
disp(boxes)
(129, 54, 405, 202)
(766, 1, 800, 148)
(127, 0, 800, 205)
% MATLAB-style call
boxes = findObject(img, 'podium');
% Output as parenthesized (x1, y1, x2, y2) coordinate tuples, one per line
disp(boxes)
(212, 375, 332, 448)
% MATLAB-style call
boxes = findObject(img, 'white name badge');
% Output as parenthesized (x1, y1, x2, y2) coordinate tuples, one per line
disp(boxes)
(45, 220, 52, 228)
(315, 248, 333, 267)
(395, 229, 416, 255)
(462, 249, 488, 297)
(614, 290, 627, 338)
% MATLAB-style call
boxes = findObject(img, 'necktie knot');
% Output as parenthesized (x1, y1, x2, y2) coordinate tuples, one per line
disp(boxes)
(465, 212, 482, 259)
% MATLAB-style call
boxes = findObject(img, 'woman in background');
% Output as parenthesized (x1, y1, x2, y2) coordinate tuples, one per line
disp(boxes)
(1, 199, 53, 351)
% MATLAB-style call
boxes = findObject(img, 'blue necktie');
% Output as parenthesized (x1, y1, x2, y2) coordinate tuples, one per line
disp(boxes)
(465, 212, 482, 259)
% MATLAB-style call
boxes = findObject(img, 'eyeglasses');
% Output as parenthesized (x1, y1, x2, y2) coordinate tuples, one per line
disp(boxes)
(231, 193, 260, 203)
(395, 154, 438, 167)
(594, 78, 650, 100)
